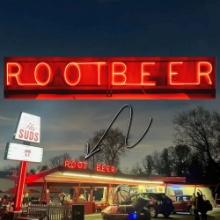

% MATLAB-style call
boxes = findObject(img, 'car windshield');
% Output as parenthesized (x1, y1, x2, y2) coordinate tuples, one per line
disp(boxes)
(124, 193, 150, 205)
(113, 185, 166, 205)
(147, 193, 165, 201)
(177, 196, 192, 201)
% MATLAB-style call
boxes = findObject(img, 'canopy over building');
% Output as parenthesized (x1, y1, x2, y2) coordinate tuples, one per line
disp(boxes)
(23, 160, 215, 213)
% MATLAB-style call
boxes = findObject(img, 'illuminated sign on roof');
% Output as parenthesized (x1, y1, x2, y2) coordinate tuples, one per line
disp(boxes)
(64, 160, 88, 170)
(4, 57, 215, 99)
(64, 160, 117, 174)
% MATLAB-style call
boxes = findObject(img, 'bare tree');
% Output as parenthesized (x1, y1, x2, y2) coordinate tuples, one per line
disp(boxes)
(151, 151, 162, 175)
(142, 155, 154, 176)
(87, 128, 127, 167)
(49, 152, 71, 168)
(174, 106, 220, 167)
(170, 145, 191, 176)
(130, 163, 144, 176)
(141, 146, 190, 177)
(160, 148, 172, 176)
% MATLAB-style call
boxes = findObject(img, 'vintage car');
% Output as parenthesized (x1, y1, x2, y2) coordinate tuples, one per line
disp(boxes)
(101, 197, 151, 220)
(133, 193, 174, 218)
(173, 195, 193, 214)
(102, 193, 174, 219)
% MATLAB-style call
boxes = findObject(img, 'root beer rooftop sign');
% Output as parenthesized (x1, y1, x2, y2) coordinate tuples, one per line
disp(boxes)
(64, 160, 117, 174)
(4, 57, 215, 99)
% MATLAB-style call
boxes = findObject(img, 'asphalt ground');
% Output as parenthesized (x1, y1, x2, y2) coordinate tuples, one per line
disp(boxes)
(85, 208, 220, 220)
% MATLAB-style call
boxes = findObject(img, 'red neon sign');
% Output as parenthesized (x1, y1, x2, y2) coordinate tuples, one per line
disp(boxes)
(95, 163, 117, 174)
(4, 57, 215, 99)
(64, 160, 117, 174)
(64, 160, 88, 170)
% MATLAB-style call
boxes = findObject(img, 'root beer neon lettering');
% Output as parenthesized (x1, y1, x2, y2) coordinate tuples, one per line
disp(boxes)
(64, 160, 117, 173)
(96, 163, 117, 173)
(64, 62, 81, 86)
(64, 160, 88, 170)
(112, 62, 127, 85)
(141, 62, 156, 86)
(197, 61, 213, 85)
(4, 57, 215, 99)
(7, 62, 22, 85)
(168, 62, 184, 85)
(168, 61, 213, 86)
(95, 62, 106, 85)
(34, 62, 52, 86)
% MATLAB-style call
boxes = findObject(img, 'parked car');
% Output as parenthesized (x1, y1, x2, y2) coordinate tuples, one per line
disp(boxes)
(173, 195, 193, 214)
(134, 193, 174, 218)
(102, 197, 151, 220)
(102, 193, 174, 219)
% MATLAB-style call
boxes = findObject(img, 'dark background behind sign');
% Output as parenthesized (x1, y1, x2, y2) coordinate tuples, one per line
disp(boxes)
(0, 0, 219, 170)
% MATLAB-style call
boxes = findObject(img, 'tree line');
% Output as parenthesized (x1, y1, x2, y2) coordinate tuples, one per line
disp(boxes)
(131, 107, 220, 183)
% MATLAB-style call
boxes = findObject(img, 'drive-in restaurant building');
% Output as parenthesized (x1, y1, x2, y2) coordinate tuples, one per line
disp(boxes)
(24, 159, 215, 214)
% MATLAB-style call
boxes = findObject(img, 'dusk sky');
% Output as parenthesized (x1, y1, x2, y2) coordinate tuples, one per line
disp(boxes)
(0, 0, 220, 171)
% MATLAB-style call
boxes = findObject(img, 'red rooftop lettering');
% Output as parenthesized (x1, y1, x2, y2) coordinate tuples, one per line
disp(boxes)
(96, 163, 117, 173)
(64, 160, 88, 170)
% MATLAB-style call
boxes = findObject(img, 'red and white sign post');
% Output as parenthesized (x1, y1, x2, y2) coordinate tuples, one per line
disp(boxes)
(15, 161, 27, 211)
(5, 112, 42, 212)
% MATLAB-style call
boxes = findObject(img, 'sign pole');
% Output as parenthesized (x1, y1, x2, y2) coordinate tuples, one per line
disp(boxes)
(14, 161, 27, 211)
(4, 112, 42, 214)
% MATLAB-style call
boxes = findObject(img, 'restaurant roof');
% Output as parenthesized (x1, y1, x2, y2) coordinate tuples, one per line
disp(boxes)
(26, 166, 186, 186)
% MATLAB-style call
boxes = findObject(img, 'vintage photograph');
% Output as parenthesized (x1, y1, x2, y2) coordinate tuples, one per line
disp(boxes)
(0, 1, 220, 220)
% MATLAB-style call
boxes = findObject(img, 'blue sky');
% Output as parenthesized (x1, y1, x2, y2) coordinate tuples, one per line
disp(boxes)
(0, 0, 220, 171)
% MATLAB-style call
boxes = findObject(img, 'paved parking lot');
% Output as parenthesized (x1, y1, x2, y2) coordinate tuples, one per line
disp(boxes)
(85, 208, 220, 220)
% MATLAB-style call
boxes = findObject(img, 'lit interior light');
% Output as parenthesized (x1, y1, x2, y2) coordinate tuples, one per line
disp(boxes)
(61, 172, 164, 185)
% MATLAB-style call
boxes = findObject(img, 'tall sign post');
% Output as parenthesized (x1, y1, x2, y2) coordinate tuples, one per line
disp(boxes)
(4, 112, 43, 212)
(15, 161, 27, 211)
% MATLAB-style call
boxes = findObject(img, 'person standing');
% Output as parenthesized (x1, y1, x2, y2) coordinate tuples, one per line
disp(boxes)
(194, 192, 201, 220)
